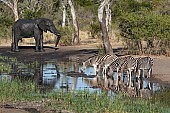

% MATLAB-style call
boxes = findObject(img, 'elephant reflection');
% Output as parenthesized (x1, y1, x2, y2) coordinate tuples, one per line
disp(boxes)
(12, 18, 60, 52)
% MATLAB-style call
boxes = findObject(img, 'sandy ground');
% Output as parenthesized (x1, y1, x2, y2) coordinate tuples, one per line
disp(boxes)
(152, 56, 170, 84)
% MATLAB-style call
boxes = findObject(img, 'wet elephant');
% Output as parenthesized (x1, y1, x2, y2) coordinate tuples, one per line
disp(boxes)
(11, 18, 60, 52)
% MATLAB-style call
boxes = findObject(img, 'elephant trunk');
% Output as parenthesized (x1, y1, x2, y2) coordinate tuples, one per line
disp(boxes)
(50, 27, 60, 47)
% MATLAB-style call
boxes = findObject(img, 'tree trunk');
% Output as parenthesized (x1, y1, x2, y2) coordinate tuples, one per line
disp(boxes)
(68, 0, 79, 45)
(13, 0, 19, 21)
(105, 2, 112, 32)
(0, 0, 19, 21)
(61, 0, 67, 27)
(101, 18, 113, 54)
(98, 0, 113, 55)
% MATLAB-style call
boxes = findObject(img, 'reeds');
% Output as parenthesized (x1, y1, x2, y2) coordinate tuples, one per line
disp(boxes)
(1, 79, 169, 113)
(0, 77, 42, 102)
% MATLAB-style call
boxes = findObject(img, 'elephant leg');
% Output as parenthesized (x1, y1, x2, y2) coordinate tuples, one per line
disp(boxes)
(39, 34, 44, 51)
(12, 31, 19, 52)
(14, 38, 19, 52)
(35, 38, 40, 52)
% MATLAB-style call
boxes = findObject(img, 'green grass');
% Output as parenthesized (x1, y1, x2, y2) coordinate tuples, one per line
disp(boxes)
(0, 78, 169, 113)
(0, 78, 42, 102)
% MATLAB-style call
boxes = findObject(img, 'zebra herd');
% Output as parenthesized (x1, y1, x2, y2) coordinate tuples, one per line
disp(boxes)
(81, 54, 153, 89)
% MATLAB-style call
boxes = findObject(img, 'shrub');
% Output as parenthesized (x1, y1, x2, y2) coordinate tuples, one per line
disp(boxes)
(118, 11, 170, 55)
(0, 12, 13, 38)
(59, 27, 73, 46)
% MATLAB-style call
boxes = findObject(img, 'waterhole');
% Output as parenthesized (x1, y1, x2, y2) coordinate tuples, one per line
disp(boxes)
(0, 58, 169, 98)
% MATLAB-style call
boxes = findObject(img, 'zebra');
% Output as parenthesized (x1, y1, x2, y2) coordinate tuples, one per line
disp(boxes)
(105, 55, 134, 89)
(121, 56, 153, 88)
(95, 54, 118, 77)
(135, 56, 153, 90)
(119, 56, 139, 88)
(136, 56, 153, 78)
(81, 54, 116, 75)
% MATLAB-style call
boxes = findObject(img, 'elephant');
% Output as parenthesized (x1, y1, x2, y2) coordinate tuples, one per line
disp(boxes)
(11, 18, 60, 52)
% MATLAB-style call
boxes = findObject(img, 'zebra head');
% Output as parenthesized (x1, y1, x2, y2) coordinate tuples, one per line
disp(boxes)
(81, 57, 93, 72)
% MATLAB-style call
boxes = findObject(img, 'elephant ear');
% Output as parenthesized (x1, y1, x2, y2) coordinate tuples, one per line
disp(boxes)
(38, 20, 48, 32)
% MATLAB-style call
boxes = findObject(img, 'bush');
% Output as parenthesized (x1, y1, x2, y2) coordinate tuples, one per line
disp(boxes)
(88, 19, 101, 39)
(118, 11, 170, 55)
(59, 27, 73, 46)
(0, 12, 13, 38)
(21, 8, 44, 19)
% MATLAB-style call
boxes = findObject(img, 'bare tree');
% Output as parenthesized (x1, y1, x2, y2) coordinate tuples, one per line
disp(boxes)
(105, 2, 112, 32)
(68, 0, 79, 45)
(0, 0, 19, 21)
(61, 0, 67, 27)
(98, 0, 113, 54)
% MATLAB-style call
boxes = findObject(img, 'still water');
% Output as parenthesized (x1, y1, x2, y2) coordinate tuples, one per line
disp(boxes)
(0, 59, 169, 97)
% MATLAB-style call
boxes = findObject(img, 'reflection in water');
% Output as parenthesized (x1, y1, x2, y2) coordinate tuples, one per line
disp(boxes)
(0, 60, 169, 98)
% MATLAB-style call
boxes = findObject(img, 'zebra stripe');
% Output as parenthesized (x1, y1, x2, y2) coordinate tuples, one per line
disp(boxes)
(81, 54, 117, 75)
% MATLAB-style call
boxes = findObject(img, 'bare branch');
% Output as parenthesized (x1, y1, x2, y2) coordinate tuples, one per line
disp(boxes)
(98, 0, 110, 22)
(0, 0, 19, 21)
(0, 0, 13, 9)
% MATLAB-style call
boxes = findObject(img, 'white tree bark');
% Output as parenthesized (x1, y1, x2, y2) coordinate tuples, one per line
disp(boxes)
(98, 0, 113, 55)
(0, 0, 19, 21)
(68, 0, 79, 45)
(61, 0, 67, 27)
(98, 0, 110, 23)
(105, 2, 112, 31)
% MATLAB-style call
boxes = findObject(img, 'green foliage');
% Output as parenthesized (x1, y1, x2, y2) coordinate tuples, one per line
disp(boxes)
(0, 78, 41, 101)
(59, 27, 73, 46)
(0, 12, 13, 38)
(112, 0, 153, 20)
(21, 7, 44, 19)
(75, 0, 98, 7)
(151, 89, 170, 108)
(88, 19, 101, 38)
(52, 0, 60, 12)
(111, 0, 170, 55)
(0, 82, 169, 113)
(118, 11, 170, 54)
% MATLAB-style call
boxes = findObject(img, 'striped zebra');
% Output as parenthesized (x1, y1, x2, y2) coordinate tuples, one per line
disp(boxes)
(81, 54, 116, 75)
(105, 55, 134, 89)
(95, 54, 118, 77)
(119, 56, 139, 88)
(135, 56, 153, 90)
(121, 56, 153, 88)
(136, 56, 153, 78)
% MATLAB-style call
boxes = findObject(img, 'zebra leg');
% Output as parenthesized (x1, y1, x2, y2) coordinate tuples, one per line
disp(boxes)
(102, 66, 107, 78)
(115, 68, 120, 90)
(142, 69, 146, 78)
(148, 68, 152, 78)
(126, 71, 129, 86)
(93, 65, 97, 75)
(137, 69, 141, 89)
(148, 81, 152, 90)
(128, 70, 132, 88)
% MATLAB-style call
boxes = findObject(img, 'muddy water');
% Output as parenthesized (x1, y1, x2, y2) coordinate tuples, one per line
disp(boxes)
(0, 59, 169, 98)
